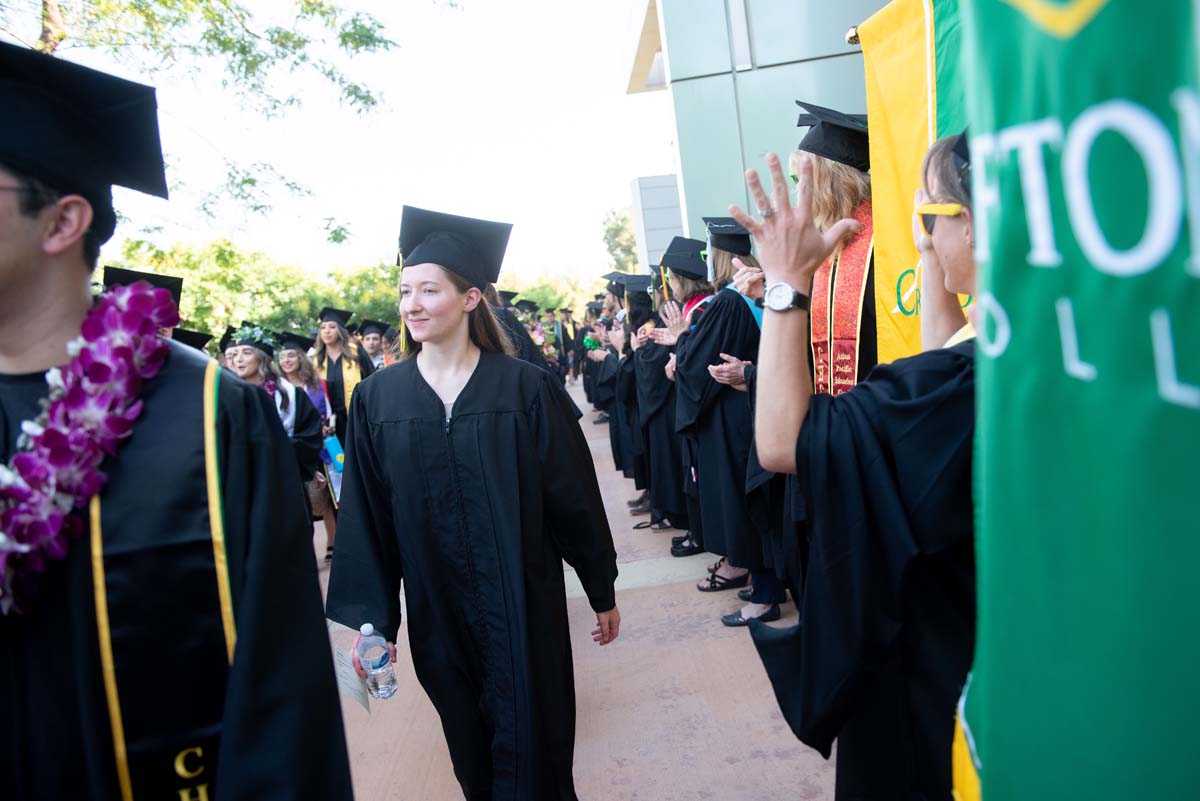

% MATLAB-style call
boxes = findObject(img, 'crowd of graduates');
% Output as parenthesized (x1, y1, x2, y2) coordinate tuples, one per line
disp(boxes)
(3, 31, 979, 801)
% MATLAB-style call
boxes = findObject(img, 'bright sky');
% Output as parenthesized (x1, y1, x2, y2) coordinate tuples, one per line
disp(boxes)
(8, 0, 676, 279)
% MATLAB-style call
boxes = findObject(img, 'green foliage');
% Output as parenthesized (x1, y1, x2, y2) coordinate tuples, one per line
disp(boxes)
(117, 238, 402, 353)
(514, 283, 566, 315)
(602, 207, 639, 274)
(43, 0, 395, 113)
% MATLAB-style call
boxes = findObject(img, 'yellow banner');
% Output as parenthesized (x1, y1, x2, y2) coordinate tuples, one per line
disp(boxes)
(858, 0, 938, 363)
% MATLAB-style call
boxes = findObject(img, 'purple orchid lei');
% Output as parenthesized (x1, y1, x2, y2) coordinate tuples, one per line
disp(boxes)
(0, 281, 179, 614)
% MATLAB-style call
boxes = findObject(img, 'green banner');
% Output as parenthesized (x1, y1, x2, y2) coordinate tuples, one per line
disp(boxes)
(960, 0, 1200, 798)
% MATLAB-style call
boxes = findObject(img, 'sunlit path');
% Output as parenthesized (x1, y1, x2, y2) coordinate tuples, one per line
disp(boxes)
(316, 379, 834, 800)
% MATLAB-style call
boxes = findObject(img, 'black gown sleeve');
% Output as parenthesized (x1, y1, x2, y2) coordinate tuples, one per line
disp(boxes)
(591, 350, 619, 408)
(214, 374, 353, 800)
(749, 343, 976, 756)
(325, 386, 405, 641)
(355, 345, 375, 378)
(674, 292, 759, 431)
(289, 386, 323, 482)
(532, 373, 619, 613)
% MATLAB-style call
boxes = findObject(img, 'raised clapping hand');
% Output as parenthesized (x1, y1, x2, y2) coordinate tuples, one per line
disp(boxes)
(648, 301, 686, 346)
(609, 321, 626, 354)
(592, 606, 621, 645)
(731, 263, 765, 301)
(707, 353, 750, 389)
(351, 634, 398, 679)
(728, 153, 862, 285)
(587, 349, 608, 363)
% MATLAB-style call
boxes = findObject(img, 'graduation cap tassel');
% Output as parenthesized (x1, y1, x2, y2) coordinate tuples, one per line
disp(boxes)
(661, 270, 670, 301)
(400, 321, 408, 353)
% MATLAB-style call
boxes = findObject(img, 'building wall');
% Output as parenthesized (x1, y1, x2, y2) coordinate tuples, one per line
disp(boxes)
(631, 175, 685, 268)
(655, 0, 886, 238)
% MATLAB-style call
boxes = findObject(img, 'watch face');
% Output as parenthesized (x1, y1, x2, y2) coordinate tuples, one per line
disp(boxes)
(766, 283, 793, 310)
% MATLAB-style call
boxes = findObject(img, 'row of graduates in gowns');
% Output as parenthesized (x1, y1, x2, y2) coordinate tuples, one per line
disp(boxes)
(0, 42, 353, 799)
(326, 205, 620, 800)
(588, 102, 976, 800)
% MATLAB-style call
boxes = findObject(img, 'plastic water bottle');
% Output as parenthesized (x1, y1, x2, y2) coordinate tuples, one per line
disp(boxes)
(356, 623, 398, 699)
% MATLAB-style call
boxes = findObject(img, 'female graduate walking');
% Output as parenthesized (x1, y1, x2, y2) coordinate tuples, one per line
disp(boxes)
(327, 206, 621, 801)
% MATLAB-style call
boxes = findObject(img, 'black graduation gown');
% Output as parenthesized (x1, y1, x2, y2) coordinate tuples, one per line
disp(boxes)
(750, 341, 977, 801)
(614, 351, 645, 487)
(591, 349, 618, 414)
(325, 346, 374, 446)
(495, 305, 553, 374)
(283, 382, 323, 483)
(0, 341, 352, 801)
(634, 338, 687, 520)
(744, 365, 800, 588)
(326, 352, 618, 801)
(674, 288, 765, 568)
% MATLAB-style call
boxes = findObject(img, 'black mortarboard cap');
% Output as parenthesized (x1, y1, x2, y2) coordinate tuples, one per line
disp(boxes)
(102, 266, 183, 309)
(318, 307, 353, 326)
(558, 308, 574, 314)
(359, 319, 388, 336)
(0, 42, 168, 244)
(498, 290, 519, 306)
(278, 330, 315, 352)
(621, 275, 653, 295)
(218, 325, 237, 352)
(172, 328, 212, 351)
(660, 236, 707, 280)
(398, 206, 512, 288)
(795, 100, 870, 172)
(514, 299, 539, 314)
(234, 324, 277, 358)
(702, 217, 753, 257)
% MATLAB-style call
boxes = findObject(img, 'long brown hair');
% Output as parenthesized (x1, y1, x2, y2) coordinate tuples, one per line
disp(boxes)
(314, 321, 357, 370)
(281, 347, 320, 393)
(708, 248, 760, 289)
(395, 267, 516, 361)
(794, 151, 871, 232)
(667, 270, 714, 303)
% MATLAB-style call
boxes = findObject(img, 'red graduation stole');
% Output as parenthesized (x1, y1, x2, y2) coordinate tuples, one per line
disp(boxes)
(810, 200, 874, 396)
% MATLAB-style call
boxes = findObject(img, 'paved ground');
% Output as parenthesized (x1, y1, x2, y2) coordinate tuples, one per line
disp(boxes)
(316, 379, 835, 800)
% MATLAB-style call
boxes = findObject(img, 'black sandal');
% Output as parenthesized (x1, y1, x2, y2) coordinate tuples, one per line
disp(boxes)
(633, 521, 654, 530)
(696, 568, 750, 593)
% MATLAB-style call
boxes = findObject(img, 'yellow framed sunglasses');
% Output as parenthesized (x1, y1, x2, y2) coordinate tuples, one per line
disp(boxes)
(917, 202, 963, 236)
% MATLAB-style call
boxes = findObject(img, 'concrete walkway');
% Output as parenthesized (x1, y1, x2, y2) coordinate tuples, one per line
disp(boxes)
(316, 379, 834, 800)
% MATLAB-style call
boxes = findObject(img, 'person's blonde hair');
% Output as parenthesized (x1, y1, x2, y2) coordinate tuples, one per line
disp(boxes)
(791, 151, 871, 232)
(708, 249, 760, 289)
(394, 267, 516, 361)
(667, 270, 713, 303)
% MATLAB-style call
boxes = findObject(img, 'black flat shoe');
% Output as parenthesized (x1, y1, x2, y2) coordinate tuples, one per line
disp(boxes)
(626, 491, 648, 507)
(592, 413, 610, 424)
(629, 503, 651, 516)
(737, 587, 753, 602)
(721, 604, 781, 627)
(671, 533, 690, 546)
(671, 541, 703, 557)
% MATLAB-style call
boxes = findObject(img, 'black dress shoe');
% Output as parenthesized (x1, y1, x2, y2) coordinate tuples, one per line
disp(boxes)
(592, 413, 610, 424)
(737, 587, 753, 603)
(671, 540, 703, 557)
(721, 604, 782, 627)
(671, 533, 690, 546)
(629, 503, 651, 516)
(626, 491, 648, 507)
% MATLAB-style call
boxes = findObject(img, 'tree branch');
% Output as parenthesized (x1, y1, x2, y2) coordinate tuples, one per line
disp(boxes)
(38, 0, 65, 53)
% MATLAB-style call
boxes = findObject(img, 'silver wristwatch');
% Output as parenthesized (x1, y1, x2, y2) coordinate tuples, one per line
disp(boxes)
(762, 281, 810, 312)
